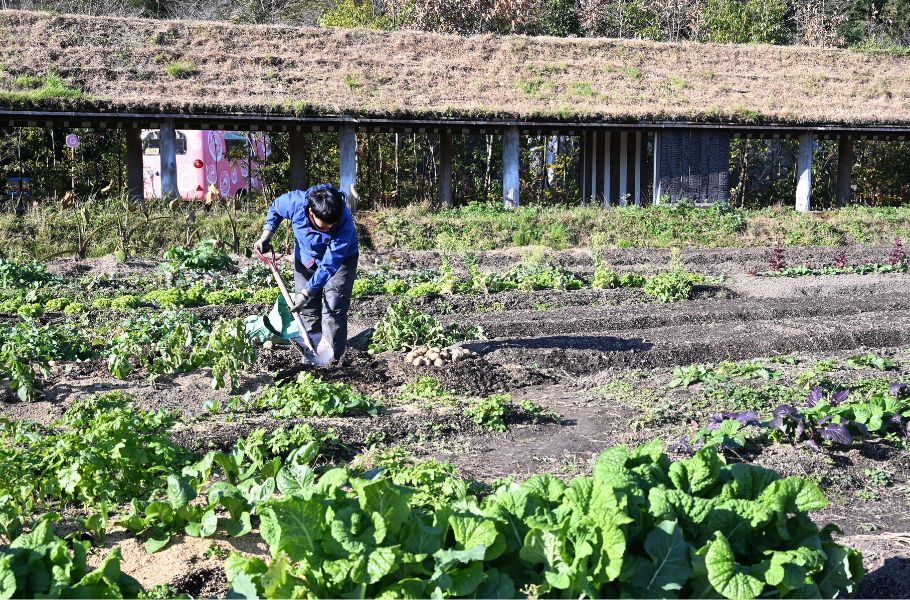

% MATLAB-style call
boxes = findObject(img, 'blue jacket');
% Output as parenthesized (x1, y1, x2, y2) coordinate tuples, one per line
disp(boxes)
(264, 184, 359, 295)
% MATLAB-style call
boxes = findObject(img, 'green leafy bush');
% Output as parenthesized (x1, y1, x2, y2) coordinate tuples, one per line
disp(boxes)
(225, 441, 863, 599)
(143, 285, 206, 308)
(199, 318, 257, 390)
(107, 312, 254, 390)
(162, 239, 233, 272)
(44, 296, 71, 312)
(0, 517, 143, 598)
(0, 258, 56, 287)
(63, 301, 87, 315)
(0, 319, 95, 401)
(0, 392, 193, 506)
(16, 302, 44, 318)
(369, 300, 483, 353)
(251, 287, 279, 305)
(466, 393, 510, 432)
(110, 294, 141, 310)
(593, 268, 647, 289)
(644, 249, 704, 302)
(120, 434, 321, 553)
(249, 372, 378, 418)
(204, 288, 248, 306)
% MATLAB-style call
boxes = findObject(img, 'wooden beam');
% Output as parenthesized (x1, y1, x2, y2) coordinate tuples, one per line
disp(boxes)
(339, 125, 357, 211)
(503, 126, 520, 209)
(795, 133, 814, 212)
(289, 129, 308, 191)
(439, 131, 453, 207)
(836, 136, 854, 207)
(125, 126, 144, 202)
(158, 118, 179, 199)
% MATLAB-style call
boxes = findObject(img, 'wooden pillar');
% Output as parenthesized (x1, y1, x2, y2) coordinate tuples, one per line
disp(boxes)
(634, 131, 642, 206)
(796, 133, 814, 212)
(289, 129, 308, 191)
(619, 131, 628, 206)
(159, 119, 179, 199)
(125, 126, 144, 202)
(439, 131, 453, 207)
(837, 136, 854, 207)
(603, 131, 612, 207)
(590, 130, 598, 204)
(652, 131, 662, 205)
(339, 125, 357, 211)
(578, 132, 590, 204)
(503, 126, 520, 209)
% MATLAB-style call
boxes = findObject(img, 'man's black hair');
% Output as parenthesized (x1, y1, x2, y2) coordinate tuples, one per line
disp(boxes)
(309, 187, 345, 224)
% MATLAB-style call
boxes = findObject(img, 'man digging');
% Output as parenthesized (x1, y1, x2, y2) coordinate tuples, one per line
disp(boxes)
(254, 184, 359, 366)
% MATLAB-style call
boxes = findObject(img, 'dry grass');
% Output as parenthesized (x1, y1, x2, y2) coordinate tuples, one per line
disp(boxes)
(0, 10, 909, 126)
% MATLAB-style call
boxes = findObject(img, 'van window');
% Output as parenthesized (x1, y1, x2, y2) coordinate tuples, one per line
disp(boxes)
(143, 131, 187, 155)
(224, 133, 249, 160)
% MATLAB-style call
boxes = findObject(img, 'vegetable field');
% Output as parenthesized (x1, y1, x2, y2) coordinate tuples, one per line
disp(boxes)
(2, 239, 910, 598)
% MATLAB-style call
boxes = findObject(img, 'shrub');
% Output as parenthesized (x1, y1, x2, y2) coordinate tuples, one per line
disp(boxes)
(368, 300, 483, 353)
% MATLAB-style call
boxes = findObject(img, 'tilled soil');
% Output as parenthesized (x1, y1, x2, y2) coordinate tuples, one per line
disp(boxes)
(12, 246, 910, 597)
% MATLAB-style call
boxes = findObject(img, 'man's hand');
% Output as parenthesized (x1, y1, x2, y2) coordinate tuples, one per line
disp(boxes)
(253, 231, 273, 255)
(289, 290, 309, 313)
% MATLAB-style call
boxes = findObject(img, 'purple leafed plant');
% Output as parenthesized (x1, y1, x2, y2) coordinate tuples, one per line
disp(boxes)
(834, 251, 847, 269)
(889, 237, 907, 267)
(806, 386, 849, 407)
(770, 241, 786, 271)
(889, 414, 910, 441)
(770, 403, 854, 451)
(707, 410, 761, 430)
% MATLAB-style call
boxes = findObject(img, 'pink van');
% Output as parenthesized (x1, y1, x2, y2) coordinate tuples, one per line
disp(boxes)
(142, 129, 270, 200)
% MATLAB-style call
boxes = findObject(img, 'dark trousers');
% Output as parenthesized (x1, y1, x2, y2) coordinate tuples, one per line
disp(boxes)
(293, 254, 358, 359)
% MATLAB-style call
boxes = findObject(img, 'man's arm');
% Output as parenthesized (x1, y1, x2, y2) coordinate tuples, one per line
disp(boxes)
(254, 192, 294, 254)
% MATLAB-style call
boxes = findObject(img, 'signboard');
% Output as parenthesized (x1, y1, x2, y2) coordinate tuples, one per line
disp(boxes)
(65, 134, 80, 149)
(5, 177, 31, 197)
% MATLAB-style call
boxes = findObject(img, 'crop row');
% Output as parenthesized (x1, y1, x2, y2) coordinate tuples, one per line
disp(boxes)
(1, 391, 864, 599)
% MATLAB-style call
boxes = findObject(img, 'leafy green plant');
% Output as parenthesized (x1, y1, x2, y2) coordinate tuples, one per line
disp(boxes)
(368, 300, 483, 353)
(0, 319, 95, 401)
(845, 351, 895, 371)
(44, 296, 71, 312)
(0, 392, 193, 508)
(161, 239, 233, 272)
(0, 516, 143, 598)
(249, 372, 378, 418)
(398, 376, 450, 402)
(110, 294, 142, 310)
(0, 258, 57, 287)
(143, 284, 206, 308)
(198, 318, 257, 390)
(467, 393, 510, 432)
(642, 248, 703, 303)
(225, 441, 863, 599)
(106, 312, 253, 389)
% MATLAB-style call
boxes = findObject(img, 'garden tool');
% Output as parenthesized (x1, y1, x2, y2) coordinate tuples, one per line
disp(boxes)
(254, 248, 318, 359)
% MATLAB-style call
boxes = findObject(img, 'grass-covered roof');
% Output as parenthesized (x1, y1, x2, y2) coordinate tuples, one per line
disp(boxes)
(1, 9, 909, 128)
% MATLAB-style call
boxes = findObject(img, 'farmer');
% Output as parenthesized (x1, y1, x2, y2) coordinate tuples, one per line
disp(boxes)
(253, 184, 359, 364)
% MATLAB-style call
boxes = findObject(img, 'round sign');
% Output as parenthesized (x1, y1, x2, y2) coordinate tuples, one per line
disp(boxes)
(65, 134, 80, 149)
(193, 159, 204, 169)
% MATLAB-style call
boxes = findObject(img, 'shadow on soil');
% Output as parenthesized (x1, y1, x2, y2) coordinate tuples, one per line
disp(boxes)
(861, 556, 910, 599)
(470, 335, 654, 353)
